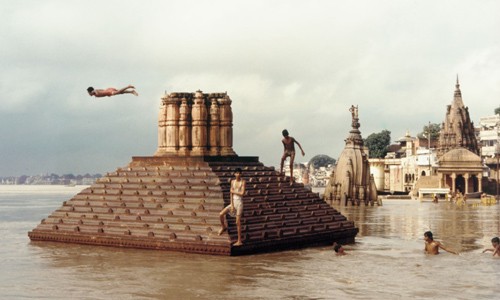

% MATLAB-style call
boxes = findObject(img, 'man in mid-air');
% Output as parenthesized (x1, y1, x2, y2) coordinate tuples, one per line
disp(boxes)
(87, 85, 138, 98)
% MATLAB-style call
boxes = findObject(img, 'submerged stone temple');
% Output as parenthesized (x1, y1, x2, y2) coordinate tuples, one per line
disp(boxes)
(29, 90, 358, 255)
(437, 77, 480, 158)
(434, 78, 483, 196)
(324, 105, 378, 206)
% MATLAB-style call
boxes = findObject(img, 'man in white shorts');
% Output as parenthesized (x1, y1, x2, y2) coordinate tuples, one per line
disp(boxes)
(218, 167, 246, 246)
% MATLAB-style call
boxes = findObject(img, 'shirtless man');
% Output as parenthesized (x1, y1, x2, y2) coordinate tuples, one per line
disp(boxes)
(87, 85, 138, 97)
(280, 129, 305, 183)
(482, 237, 500, 256)
(424, 231, 458, 255)
(218, 168, 246, 246)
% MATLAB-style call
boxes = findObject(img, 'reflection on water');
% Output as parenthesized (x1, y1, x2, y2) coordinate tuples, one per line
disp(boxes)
(1, 186, 499, 299)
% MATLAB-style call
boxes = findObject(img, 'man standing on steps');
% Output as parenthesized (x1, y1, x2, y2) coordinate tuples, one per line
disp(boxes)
(218, 168, 246, 246)
(280, 129, 305, 184)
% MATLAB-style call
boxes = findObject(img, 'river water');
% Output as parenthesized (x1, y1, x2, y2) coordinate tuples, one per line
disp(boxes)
(0, 185, 499, 299)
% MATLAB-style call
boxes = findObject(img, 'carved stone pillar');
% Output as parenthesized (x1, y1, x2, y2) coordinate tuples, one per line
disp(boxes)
(208, 98, 220, 156)
(165, 96, 180, 154)
(478, 173, 482, 192)
(451, 173, 456, 193)
(358, 186, 365, 202)
(335, 184, 341, 201)
(464, 173, 469, 194)
(218, 95, 236, 156)
(178, 97, 191, 156)
(191, 90, 208, 156)
(154, 96, 168, 156)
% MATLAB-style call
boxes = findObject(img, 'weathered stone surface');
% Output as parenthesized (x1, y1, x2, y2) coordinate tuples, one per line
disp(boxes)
(29, 156, 358, 255)
(324, 105, 378, 206)
(434, 79, 483, 195)
(437, 77, 479, 158)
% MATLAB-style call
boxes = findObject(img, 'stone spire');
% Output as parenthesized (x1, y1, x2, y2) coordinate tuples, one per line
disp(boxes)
(324, 105, 378, 206)
(452, 75, 464, 108)
(437, 77, 479, 157)
(346, 105, 364, 146)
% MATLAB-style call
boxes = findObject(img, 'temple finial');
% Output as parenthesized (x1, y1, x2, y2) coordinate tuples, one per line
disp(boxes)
(456, 74, 460, 89)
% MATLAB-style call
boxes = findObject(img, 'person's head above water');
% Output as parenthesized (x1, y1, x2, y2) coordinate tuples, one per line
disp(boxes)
(87, 87, 95, 95)
(282, 129, 289, 137)
(424, 231, 433, 241)
(333, 242, 346, 255)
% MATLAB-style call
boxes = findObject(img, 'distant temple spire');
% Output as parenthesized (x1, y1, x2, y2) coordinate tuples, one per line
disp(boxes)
(437, 77, 479, 157)
(454, 74, 462, 98)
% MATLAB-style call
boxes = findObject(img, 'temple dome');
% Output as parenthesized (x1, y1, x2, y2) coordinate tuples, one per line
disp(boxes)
(437, 147, 483, 172)
(439, 147, 481, 163)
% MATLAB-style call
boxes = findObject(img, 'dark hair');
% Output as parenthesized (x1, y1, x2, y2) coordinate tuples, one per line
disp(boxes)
(333, 243, 342, 253)
(87, 87, 94, 93)
(282, 129, 289, 137)
(235, 167, 242, 174)
(492, 237, 500, 244)
(424, 231, 433, 240)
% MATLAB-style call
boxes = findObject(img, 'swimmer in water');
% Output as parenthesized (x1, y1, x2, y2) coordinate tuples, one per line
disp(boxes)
(333, 242, 347, 256)
(424, 231, 458, 255)
(482, 237, 500, 257)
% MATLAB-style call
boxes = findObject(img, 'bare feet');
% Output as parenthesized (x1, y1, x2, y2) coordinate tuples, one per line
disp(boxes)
(128, 85, 135, 89)
(218, 227, 227, 235)
(233, 241, 243, 246)
(132, 90, 138, 96)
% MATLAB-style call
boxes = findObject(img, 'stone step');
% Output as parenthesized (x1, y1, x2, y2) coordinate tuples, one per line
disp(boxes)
(34, 223, 226, 243)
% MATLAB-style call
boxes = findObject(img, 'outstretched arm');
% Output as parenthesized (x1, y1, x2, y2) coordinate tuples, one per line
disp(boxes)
(294, 139, 305, 156)
(439, 243, 458, 255)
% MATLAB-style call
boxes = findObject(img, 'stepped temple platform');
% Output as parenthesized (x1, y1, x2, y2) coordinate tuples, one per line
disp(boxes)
(28, 156, 358, 255)
(29, 90, 358, 255)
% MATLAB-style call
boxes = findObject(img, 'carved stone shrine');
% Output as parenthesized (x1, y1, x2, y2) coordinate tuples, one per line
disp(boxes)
(29, 90, 358, 255)
(324, 105, 378, 206)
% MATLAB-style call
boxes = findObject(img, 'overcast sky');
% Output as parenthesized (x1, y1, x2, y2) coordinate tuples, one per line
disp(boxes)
(1, 0, 499, 177)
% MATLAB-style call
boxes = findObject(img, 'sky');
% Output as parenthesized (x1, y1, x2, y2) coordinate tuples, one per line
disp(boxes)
(1, 0, 499, 177)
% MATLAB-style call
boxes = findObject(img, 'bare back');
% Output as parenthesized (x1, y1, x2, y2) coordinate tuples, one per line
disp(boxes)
(94, 88, 118, 97)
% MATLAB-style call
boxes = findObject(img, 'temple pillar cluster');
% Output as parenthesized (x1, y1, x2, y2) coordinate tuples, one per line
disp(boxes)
(155, 90, 236, 157)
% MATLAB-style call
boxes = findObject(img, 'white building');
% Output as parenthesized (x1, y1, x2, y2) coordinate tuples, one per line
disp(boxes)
(369, 132, 438, 194)
(478, 114, 500, 158)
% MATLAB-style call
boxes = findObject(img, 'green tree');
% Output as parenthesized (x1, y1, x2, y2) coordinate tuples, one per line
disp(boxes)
(495, 106, 500, 115)
(417, 123, 441, 140)
(364, 130, 391, 158)
(308, 154, 336, 169)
